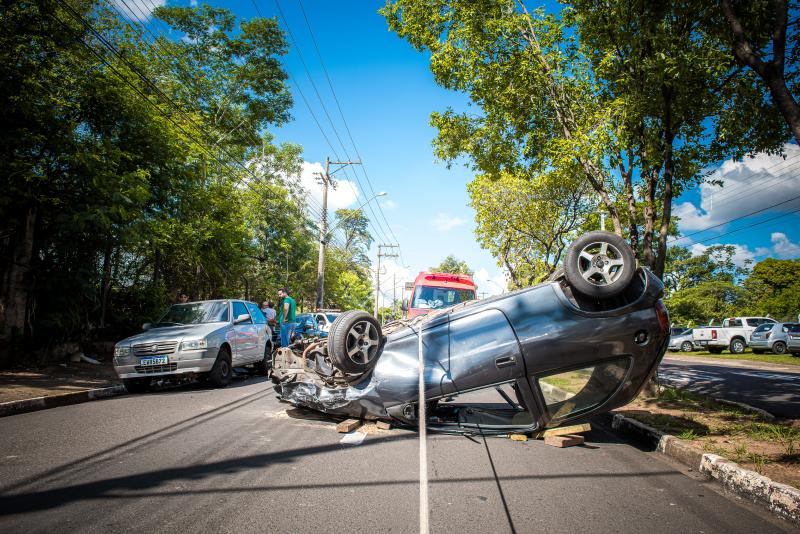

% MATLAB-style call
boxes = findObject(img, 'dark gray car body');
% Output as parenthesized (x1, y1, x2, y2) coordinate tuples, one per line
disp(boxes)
(273, 268, 668, 434)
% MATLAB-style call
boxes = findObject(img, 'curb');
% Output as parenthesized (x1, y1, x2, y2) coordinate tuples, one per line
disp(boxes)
(611, 413, 800, 527)
(0, 385, 127, 418)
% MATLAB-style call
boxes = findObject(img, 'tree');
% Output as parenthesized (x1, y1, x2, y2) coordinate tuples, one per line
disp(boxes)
(333, 208, 373, 267)
(664, 280, 745, 326)
(468, 167, 591, 287)
(741, 258, 800, 320)
(716, 0, 800, 145)
(382, 1, 788, 279)
(430, 255, 473, 276)
(663, 245, 751, 295)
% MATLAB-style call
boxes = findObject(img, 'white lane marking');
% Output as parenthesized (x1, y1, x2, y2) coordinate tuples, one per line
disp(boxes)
(418, 325, 429, 534)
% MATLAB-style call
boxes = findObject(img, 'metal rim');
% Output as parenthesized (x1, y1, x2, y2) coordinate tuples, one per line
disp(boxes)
(681, 341, 692, 352)
(732, 340, 744, 352)
(774, 342, 786, 354)
(345, 320, 380, 365)
(576, 241, 626, 286)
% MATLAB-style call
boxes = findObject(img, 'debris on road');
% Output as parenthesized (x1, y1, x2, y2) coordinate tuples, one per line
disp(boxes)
(545, 434, 585, 448)
(509, 433, 528, 442)
(535, 423, 591, 439)
(339, 431, 367, 445)
(336, 418, 362, 433)
(376, 421, 392, 430)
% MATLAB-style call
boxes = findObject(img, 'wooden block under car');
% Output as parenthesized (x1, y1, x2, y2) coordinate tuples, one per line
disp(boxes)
(376, 421, 392, 430)
(509, 434, 528, 442)
(544, 434, 585, 448)
(336, 419, 362, 433)
(535, 423, 592, 439)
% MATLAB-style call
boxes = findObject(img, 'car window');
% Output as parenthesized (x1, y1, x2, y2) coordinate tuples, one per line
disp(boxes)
(315, 314, 326, 324)
(754, 323, 774, 333)
(670, 327, 686, 336)
(232, 301, 251, 324)
(537, 358, 630, 421)
(724, 318, 742, 327)
(412, 286, 476, 309)
(157, 301, 229, 326)
(745, 318, 762, 327)
(789, 324, 800, 333)
(246, 302, 266, 324)
(326, 314, 338, 322)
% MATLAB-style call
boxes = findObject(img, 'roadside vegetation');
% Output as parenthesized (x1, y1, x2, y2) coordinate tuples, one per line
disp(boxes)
(667, 349, 800, 367)
(621, 387, 800, 489)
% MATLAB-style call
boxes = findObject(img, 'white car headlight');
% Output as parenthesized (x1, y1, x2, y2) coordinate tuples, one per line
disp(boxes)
(114, 346, 131, 358)
(181, 339, 208, 351)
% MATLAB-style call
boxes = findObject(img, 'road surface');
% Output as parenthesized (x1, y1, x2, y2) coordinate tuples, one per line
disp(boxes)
(659, 356, 800, 418)
(0, 376, 791, 533)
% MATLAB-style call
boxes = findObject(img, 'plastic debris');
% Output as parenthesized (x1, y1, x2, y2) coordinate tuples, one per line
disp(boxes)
(339, 431, 367, 445)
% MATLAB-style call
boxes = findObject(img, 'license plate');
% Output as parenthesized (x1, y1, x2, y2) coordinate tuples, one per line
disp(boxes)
(697, 340, 708, 345)
(140, 356, 168, 366)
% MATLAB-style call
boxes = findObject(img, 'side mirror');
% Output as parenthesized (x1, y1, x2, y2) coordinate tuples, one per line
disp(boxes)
(142, 323, 152, 331)
(401, 299, 408, 312)
(234, 313, 251, 325)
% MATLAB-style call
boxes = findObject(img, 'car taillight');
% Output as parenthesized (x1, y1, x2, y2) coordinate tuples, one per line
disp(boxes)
(711, 329, 717, 340)
(655, 300, 669, 334)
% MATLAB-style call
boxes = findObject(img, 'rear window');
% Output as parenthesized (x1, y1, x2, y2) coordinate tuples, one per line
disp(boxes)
(787, 324, 800, 333)
(724, 318, 743, 327)
(754, 323, 774, 333)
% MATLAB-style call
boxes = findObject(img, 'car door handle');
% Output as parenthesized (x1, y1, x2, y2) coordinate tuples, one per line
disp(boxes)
(495, 356, 516, 368)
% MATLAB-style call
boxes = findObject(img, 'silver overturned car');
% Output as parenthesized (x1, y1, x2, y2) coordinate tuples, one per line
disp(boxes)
(272, 232, 670, 434)
(114, 299, 273, 392)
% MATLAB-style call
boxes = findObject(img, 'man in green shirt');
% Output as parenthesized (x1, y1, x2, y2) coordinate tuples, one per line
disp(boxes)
(277, 287, 297, 347)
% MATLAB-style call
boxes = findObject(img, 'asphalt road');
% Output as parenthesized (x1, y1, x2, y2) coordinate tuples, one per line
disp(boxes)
(0, 376, 792, 533)
(659, 356, 800, 418)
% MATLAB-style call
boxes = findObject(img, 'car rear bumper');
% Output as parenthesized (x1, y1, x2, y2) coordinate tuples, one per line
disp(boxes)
(114, 353, 215, 379)
(748, 339, 769, 349)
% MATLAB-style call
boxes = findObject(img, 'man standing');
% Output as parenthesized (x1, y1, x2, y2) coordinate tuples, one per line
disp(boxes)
(276, 288, 297, 347)
(177, 292, 190, 304)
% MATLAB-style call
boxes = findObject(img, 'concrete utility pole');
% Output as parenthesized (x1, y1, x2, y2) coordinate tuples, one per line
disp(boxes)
(315, 157, 360, 310)
(375, 244, 399, 319)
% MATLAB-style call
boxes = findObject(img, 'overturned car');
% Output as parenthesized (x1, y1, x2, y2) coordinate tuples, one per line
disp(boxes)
(271, 232, 669, 434)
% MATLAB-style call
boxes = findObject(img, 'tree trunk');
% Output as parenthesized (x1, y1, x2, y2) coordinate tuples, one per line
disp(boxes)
(765, 74, 800, 145)
(621, 161, 640, 259)
(1, 205, 36, 337)
(641, 170, 656, 270)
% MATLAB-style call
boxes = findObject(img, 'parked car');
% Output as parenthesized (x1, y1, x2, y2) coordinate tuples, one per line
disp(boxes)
(692, 317, 776, 354)
(295, 313, 329, 339)
(786, 324, 800, 355)
(751, 322, 798, 355)
(272, 231, 669, 435)
(312, 311, 339, 333)
(668, 328, 697, 352)
(113, 299, 273, 392)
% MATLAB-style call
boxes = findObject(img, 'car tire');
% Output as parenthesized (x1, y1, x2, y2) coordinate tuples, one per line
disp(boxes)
(709, 348, 723, 354)
(254, 342, 272, 375)
(729, 338, 745, 354)
(208, 347, 232, 387)
(564, 231, 636, 299)
(772, 341, 787, 355)
(681, 341, 693, 352)
(327, 311, 383, 375)
(123, 378, 150, 394)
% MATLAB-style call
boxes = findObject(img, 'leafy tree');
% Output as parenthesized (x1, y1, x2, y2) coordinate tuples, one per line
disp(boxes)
(741, 258, 800, 320)
(430, 255, 473, 276)
(664, 280, 745, 326)
(663, 245, 751, 295)
(332, 208, 373, 267)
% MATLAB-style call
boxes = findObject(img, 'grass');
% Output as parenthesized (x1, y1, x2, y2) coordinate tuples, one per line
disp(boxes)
(666, 348, 800, 366)
(620, 385, 800, 488)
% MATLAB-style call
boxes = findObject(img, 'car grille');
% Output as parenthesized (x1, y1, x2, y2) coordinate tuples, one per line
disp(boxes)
(134, 363, 178, 374)
(132, 341, 178, 356)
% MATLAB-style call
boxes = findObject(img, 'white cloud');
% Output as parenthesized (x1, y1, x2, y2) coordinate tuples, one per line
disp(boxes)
(299, 161, 360, 212)
(433, 213, 466, 232)
(111, 0, 166, 22)
(473, 267, 508, 297)
(674, 143, 800, 232)
(691, 231, 800, 267)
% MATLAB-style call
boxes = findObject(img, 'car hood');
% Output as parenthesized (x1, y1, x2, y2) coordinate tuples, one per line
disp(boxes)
(118, 323, 227, 346)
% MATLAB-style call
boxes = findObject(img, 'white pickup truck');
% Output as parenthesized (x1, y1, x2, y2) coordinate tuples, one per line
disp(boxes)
(692, 317, 776, 354)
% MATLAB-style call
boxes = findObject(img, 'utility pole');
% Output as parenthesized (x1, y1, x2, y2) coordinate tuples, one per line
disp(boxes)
(375, 244, 399, 318)
(315, 157, 360, 310)
(392, 272, 396, 320)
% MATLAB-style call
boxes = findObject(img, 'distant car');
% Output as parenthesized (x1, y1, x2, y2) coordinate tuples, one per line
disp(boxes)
(312, 311, 340, 333)
(786, 324, 800, 356)
(693, 317, 776, 354)
(295, 313, 329, 339)
(751, 322, 796, 355)
(113, 299, 273, 392)
(668, 328, 697, 352)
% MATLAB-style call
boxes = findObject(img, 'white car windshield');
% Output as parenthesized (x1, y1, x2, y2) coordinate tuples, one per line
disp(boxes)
(412, 286, 476, 309)
(156, 302, 229, 326)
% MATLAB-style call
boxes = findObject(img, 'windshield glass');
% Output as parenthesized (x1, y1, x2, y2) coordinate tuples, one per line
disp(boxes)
(412, 286, 476, 309)
(156, 301, 229, 326)
(754, 323, 774, 333)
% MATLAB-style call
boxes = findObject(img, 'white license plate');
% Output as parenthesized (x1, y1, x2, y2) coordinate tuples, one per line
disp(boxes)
(140, 356, 168, 366)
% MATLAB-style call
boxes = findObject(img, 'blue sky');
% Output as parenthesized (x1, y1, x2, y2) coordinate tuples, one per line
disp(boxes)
(130, 0, 800, 302)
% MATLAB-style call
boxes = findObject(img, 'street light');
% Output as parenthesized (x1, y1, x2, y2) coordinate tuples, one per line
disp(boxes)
(316, 191, 388, 310)
(323, 191, 387, 243)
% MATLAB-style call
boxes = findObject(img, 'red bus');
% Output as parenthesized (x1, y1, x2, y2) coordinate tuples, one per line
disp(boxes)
(402, 272, 477, 319)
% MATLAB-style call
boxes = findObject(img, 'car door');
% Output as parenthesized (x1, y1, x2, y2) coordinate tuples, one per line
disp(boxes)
(231, 301, 258, 364)
(245, 302, 269, 355)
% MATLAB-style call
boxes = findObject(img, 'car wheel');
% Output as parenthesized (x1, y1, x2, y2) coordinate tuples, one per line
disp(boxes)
(681, 341, 693, 352)
(564, 231, 636, 299)
(729, 338, 745, 354)
(254, 342, 272, 375)
(709, 348, 723, 354)
(123, 378, 150, 393)
(208, 346, 232, 387)
(772, 341, 787, 355)
(327, 311, 383, 375)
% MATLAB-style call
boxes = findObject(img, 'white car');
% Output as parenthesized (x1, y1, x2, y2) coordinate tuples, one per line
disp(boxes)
(312, 311, 340, 333)
(693, 317, 776, 354)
